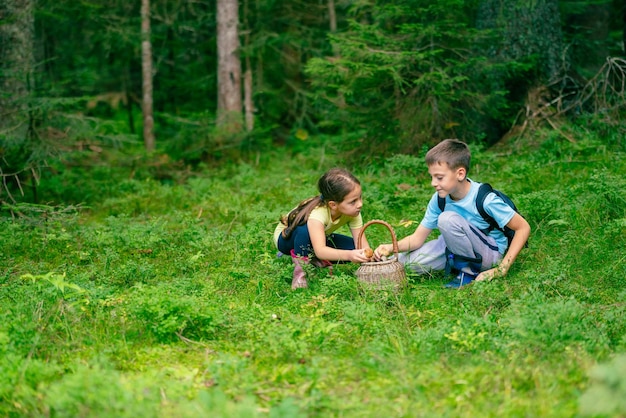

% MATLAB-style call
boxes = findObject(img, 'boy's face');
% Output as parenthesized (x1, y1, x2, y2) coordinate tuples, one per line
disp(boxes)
(428, 162, 466, 198)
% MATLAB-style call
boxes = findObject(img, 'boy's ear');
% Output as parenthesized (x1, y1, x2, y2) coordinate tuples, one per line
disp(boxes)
(456, 167, 467, 180)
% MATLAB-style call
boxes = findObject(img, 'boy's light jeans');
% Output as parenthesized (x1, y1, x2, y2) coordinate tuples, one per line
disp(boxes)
(399, 211, 502, 274)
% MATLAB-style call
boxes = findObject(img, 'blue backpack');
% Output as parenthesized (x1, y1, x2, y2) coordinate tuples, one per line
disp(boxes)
(437, 183, 527, 249)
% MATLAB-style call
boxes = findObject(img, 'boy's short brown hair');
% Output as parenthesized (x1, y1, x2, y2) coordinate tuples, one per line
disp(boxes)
(425, 139, 471, 172)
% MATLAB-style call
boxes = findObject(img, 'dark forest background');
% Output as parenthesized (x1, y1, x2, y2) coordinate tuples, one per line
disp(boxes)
(1, 0, 625, 205)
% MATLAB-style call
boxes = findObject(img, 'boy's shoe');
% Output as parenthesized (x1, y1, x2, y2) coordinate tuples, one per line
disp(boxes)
(444, 271, 477, 289)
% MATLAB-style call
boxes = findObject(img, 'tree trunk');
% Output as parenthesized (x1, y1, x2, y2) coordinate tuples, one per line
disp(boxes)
(216, 0, 243, 132)
(141, 0, 156, 152)
(0, 0, 34, 135)
(243, 0, 254, 131)
(0, 0, 35, 203)
(328, 0, 337, 32)
(243, 68, 254, 131)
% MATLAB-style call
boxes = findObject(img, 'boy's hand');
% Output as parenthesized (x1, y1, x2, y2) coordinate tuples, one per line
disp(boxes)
(475, 270, 492, 282)
(476, 265, 508, 282)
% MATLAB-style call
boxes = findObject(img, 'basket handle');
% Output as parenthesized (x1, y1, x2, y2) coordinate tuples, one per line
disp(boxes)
(357, 219, 400, 257)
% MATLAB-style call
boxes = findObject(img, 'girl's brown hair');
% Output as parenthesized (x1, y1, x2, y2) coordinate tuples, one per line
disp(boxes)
(281, 168, 361, 239)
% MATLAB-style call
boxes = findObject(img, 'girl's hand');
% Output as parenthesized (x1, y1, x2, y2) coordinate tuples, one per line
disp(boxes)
(373, 244, 393, 261)
(350, 249, 372, 263)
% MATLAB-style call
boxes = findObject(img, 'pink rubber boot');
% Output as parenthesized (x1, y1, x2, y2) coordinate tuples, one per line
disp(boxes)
(290, 250, 308, 289)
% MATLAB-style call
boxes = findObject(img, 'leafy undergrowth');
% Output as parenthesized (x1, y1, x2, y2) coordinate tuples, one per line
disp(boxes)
(1, 130, 626, 417)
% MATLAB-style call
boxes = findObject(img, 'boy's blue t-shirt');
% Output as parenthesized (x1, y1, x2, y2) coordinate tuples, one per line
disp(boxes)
(420, 179, 515, 254)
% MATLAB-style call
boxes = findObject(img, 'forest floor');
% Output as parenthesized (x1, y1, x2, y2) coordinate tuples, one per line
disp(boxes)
(1, 130, 625, 417)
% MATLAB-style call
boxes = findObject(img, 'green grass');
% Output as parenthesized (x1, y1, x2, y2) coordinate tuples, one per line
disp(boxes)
(1, 129, 626, 417)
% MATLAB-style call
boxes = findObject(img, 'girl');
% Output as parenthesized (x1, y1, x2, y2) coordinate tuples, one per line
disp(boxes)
(274, 168, 372, 289)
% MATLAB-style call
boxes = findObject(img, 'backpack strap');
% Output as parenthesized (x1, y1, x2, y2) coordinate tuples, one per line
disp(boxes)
(438, 182, 501, 233)
(476, 183, 500, 233)
(437, 195, 445, 212)
(439, 182, 523, 250)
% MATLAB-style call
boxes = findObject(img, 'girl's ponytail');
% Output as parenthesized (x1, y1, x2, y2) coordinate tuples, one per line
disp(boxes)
(281, 195, 324, 239)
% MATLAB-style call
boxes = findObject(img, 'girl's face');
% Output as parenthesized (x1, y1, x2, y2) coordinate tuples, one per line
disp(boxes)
(331, 184, 363, 218)
(428, 162, 466, 198)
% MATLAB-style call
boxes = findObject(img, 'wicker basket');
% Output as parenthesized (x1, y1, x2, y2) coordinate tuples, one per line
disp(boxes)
(355, 220, 407, 291)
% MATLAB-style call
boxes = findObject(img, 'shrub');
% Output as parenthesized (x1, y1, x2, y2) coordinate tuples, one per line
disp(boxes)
(124, 283, 225, 343)
(579, 354, 626, 417)
(500, 290, 610, 356)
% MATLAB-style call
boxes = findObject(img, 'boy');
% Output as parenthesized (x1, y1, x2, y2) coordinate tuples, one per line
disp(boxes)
(374, 139, 530, 288)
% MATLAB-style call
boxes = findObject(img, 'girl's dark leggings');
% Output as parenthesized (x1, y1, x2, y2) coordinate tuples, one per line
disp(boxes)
(277, 224, 354, 258)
